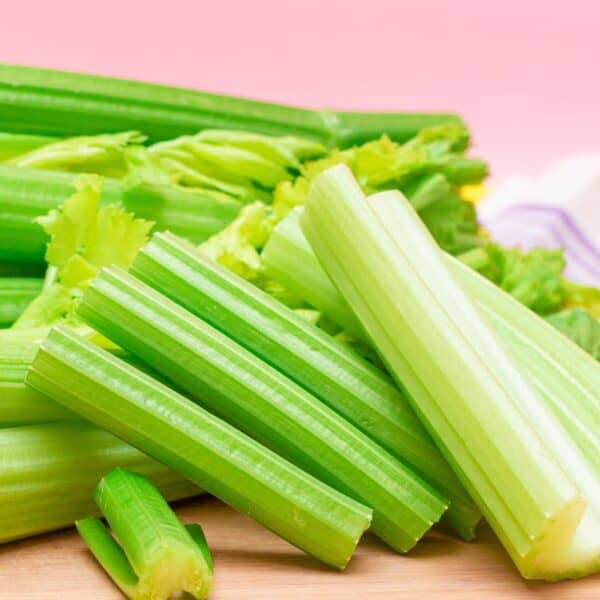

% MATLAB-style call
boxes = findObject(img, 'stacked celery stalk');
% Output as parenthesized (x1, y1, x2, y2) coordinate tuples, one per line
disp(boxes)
(1, 64, 599, 596)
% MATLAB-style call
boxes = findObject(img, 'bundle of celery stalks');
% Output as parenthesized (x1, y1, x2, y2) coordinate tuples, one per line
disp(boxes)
(1, 65, 600, 598)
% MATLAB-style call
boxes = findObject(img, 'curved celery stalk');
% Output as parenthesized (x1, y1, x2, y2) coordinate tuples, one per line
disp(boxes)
(0, 421, 200, 543)
(131, 231, 479, 539)
(0, 165, 239, 263)
(301, 165, 600, 581)
(0, 64, 463, 146)
(77, 468, 213, 599)
(77, 266, 447, 552)
(26, 326, 372, 568)
(0, 277, 43, 326)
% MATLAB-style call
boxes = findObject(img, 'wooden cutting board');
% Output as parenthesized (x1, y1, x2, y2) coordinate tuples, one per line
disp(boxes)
(0, 495, 598, 599)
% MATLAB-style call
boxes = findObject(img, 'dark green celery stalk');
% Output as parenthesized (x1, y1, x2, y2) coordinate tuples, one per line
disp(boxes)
(77, 468, 213, 599)
(0, 64, 464, 146)
(77, 267, 447, 552)
(0, 421, 200, 543)
(0, 277, 43, 326)
(131, 231, 480, 539)
(0, 165, 240, 263)
(26, 326, 372, 568)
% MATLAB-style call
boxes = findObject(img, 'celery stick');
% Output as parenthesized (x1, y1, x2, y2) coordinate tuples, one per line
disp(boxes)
(262, 207, 361, 337)
(0, 64, 463, 146)
(301, 165, 600, 580)
(265, 205, 600, 479)
(0, 132, 56, 161)
(78, 468, 213, 599)
(26, 326, 372, 568)
(447, 257, 600, 475)
(132, 231, 479, 539)
(0, 342, 74, 425)
(0, 165, 239, 263)
(0, 277, 43, 326)
(78, 266, 446, 552)
(0, 421, 200, 543)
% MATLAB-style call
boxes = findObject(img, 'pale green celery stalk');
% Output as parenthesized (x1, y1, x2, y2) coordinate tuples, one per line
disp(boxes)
(262, 208, 362, 339)
(0, 421, 200, 543)
(0, 165, 239, 263)
(0, 342, 74, 425)
(0, 64, 463, 146)
(0, 132, 56, 161)
(0, 277, 43, 326)
(265, 201, 600, 481)
(301, 164, 600, 581)
(26, 326, 371, 568)
(447, 257, 600, 477)
(77, 468, 212, 599)
(131, 231, 480, 539)
(77, 267, 446, 552)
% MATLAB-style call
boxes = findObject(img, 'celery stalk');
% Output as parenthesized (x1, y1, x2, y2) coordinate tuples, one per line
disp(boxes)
(265, 203, 600, 485)
(131, 231, 480, 539)
(262, 207, 361, 337)
(77, 266, 447, 552)
(26, 326, 372, 568)
(77, 468, 213, 599)
(0, 277, 43, 326)
(0, 342, 74, 425)
(301, 165, 600, 580)
(0, 421, 199, 543)
(0, 64, 463, 146)
(0, 165, 239, 263)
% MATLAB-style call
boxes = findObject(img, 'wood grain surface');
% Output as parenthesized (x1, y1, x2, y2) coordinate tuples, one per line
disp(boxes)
(0, 495, 598, 599)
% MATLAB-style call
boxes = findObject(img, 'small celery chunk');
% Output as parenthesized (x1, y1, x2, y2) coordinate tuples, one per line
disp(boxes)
(77, 468, 212, 600)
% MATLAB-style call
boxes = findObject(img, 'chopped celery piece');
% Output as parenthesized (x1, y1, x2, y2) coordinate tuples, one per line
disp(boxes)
(132, 231, 479, 539)
(77, 468, 213, 599)
(301, 165, 600, 581)
(0, 277, 43, 326)
(0, 64, 463, 146)
(0, 165, 239, 264)
(78, 266, 446, 552)
(0, 342, 74, 425)
(0, 421, 199, 543)
(0, 132, 56, 161)
(26, 326, 372, 568)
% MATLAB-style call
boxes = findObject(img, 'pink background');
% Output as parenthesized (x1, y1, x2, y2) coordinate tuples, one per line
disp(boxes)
(2, 0, 598, 178)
